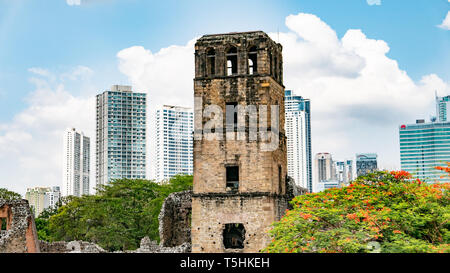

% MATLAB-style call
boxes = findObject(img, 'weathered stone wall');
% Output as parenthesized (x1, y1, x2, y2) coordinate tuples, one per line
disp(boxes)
(158, 190, 192, 247)
(0, 199, 40, 253)
(191, 194, 289, 253)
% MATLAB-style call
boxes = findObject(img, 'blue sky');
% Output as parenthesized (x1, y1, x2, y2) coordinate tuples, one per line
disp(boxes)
(0, 0, 448, 122)
(0, 0, 449, 194)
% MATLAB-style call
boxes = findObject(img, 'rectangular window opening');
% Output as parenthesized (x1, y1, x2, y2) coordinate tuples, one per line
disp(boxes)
(226, 102, 238, 132)
(226, 166, 239, 191)
(223, 223, 245, 249)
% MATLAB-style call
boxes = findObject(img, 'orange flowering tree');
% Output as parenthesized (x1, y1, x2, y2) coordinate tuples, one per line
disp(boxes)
(263, 170, 449, 253)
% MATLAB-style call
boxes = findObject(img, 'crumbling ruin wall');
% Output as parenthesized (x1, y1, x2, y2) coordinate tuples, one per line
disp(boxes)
(158, 190, 192, 247)
(39, 240, 107, 253)
(0, 199, 40, 253)
(126, 237, 191, 253)
(285, 176, 308, 209)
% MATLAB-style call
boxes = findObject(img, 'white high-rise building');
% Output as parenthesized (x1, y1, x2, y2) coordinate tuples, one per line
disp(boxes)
(63, 128, 90, 197)
(313, 152, 334, 192)
(44, 186, 61, 209)
(285, 90, 312, 192)
(25, 187, 50, 217)
(151, 105, 193, 181)
(334, 160, 354, 185)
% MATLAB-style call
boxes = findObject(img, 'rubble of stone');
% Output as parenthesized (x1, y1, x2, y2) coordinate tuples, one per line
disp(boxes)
(126, 236, 191, 253)
(158, 190, 192, 247)
(39, 240, 107, 253)
(0, 199, 40, 253)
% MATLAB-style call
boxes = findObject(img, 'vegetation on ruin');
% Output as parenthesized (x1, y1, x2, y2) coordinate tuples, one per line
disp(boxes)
(35, 175, 192, 251)
(0, 188, 22, 200)
(263, 169, 450, 253)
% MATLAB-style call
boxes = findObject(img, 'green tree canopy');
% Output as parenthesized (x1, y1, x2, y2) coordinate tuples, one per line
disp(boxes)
(44, 175, 192, 251)
(263, 171, 450, 253)
(0, 188, 22, 200)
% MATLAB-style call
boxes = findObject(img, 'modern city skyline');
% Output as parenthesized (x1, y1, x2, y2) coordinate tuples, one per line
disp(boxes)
(285, 90, 312, 192)
(151, 105, 193, 181)
(96, 85, 147, 188)
(62, 128, 90, 197)
(0, 1, 448, 196)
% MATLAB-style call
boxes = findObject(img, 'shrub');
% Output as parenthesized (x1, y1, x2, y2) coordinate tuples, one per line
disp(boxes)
(263, 170, 449, 253)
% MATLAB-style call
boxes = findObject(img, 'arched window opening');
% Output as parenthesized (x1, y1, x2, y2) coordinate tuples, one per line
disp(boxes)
(207, 48, 216, 76)
(248, 46, 257, 75)
(223, 223, 245, 249)
(226, 47, 238, 76)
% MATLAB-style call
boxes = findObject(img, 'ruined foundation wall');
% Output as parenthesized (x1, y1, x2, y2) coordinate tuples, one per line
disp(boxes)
(39, 240, 107, 253)
(0, 199, 40, 253)
(158, 190, 192, 247)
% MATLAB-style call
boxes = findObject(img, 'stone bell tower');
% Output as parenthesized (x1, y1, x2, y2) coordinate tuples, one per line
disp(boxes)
(191, 31, 288, 253)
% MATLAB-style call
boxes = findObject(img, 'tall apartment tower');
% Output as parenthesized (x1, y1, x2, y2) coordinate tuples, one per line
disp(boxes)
(284, 90, 312, 192)
(96, 85, 147, 188)
(62, 128, 90, 197)
(192, 31, 288, 253)
(315, 153, 334, 182)
(152, 105, 194, 181)
(344, 159, 354, 184)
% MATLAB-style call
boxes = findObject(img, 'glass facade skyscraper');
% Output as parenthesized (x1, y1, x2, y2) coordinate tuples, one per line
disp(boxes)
(152, 105, 193, 181)
(399, 120, 450, 183)
(96, 85, 147, 187)
(285, 90, 312, 192)
(356, 153, 378, 177)
(436, 95, 450, 122)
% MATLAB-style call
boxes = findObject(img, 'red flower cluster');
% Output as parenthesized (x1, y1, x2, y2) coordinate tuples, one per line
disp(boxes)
(390, 170, 412, 180)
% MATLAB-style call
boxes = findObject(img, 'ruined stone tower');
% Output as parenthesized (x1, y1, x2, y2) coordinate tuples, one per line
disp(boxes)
(192, 31, 288, 253)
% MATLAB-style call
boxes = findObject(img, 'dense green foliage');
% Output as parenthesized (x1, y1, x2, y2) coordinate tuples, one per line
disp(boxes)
(36, 175, 192, 251)
(263, 171, 450, 253)
(0, 188, 22, 200)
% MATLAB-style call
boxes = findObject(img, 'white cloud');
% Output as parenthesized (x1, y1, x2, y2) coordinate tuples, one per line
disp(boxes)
(273, 13, 449, 170)
(66, 0, 81, 6)
(438, 11, 450, 30)
(0, 67, 96, 196)
(367, 0, 381, 6)
(117, 39, 197, 109)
